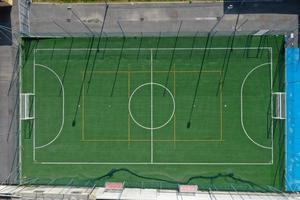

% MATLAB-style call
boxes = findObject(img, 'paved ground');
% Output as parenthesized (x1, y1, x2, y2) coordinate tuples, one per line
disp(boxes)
(0, 0, 19, 184)
(28, 1, 299, 45)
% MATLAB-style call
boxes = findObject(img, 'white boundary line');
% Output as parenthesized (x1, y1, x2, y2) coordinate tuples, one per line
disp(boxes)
(150, 49, 154, 164)
(35, 47, 272, 51)
(19, 45, 22, 183)
(34, 64, 65, 149)
(240, 62, 272, 150)
(33, 50, 36, 161)
(37, 161, 273, 165)
(270, 48, 274, 164)
(32, 47, 274, 165)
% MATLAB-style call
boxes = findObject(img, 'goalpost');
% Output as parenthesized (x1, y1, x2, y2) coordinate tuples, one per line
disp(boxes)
(20, 93, 34, 120)
(272, 92, 286, 120)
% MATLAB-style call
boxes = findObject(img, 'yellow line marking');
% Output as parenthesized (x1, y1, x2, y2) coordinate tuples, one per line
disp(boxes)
(173, 114, 176, 148)
(79, 69, 222, 143)
(82, 70, 221, 74)
(128, 113, 131, 146)
(128, 72, 131, 97)
(81, 139, 224, 142)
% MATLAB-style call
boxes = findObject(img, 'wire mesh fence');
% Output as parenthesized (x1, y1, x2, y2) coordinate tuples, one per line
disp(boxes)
(15, 1, 290, 192)
(20, 171, 282, 193)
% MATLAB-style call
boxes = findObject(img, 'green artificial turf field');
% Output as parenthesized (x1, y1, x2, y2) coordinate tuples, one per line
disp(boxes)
(20, 35, 285, 191)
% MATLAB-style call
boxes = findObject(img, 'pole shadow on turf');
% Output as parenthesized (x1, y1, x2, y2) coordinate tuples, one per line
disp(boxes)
(110, 21, 126, 97)
(72, 36, 95, 127)
(186, 33, 210, 129)
(162, 20, 182, 96)
(59, 37, 74, 96)
(86, 2, 109, 94)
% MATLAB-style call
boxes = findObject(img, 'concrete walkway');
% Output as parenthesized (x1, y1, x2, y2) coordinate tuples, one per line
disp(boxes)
(28, 1, 299, 45)
(0, 1, 19, 184)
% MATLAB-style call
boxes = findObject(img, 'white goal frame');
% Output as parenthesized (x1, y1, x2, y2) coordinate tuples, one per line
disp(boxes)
(272, 92, 286, 120)
(20, 93, 35, 120)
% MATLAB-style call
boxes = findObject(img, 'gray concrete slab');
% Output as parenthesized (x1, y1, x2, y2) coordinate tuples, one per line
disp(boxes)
(0, 0, 20, 184)
(28, 2, 298, 44)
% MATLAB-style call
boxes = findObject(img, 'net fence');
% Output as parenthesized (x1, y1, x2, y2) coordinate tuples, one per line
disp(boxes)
(15, 1, 290, 191)
(20, 169, 283, 192)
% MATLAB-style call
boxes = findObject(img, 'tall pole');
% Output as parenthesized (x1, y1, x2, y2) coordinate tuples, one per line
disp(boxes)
(86, 1, 109, 93)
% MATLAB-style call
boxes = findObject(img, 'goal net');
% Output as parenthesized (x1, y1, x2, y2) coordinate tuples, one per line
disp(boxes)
(20, 93, 34, 120)
(273, 92, 286, 119)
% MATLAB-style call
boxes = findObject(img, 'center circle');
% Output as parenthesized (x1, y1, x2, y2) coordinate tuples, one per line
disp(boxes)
(128, 82, 175, 130)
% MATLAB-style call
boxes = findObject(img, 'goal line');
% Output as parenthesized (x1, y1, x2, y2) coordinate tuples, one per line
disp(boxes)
(31, 47, 274, 166)
(35, 47, 273, 51)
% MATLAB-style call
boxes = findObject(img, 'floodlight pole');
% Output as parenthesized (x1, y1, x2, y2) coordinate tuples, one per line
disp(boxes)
(186, 33, 210, 128)
(256, 34, 266, 58)
(215, 35, 232, 97)
(110, 21, 126, 97)
(137, 32, 143, 60)
(162, 20, 182, 96)
(189, 31, 199, 58)
(186, 9, 229, 128)
(50, 39, 56, 62)
(216, 0, 246, 96)
(117, 20, 126, 37)
(154, 32, 162, 59)
(7, 47, 20, 95)
(96, 1, 109, 51)
(229, 0, 245, 51)
(101, 33, 109, 59)
(86, 1, 109, 93)
(7, 96, 19, 141)
(53, 20, 73, 37)
(59, 38, 74, 96)
(72, 36, 95, 126)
